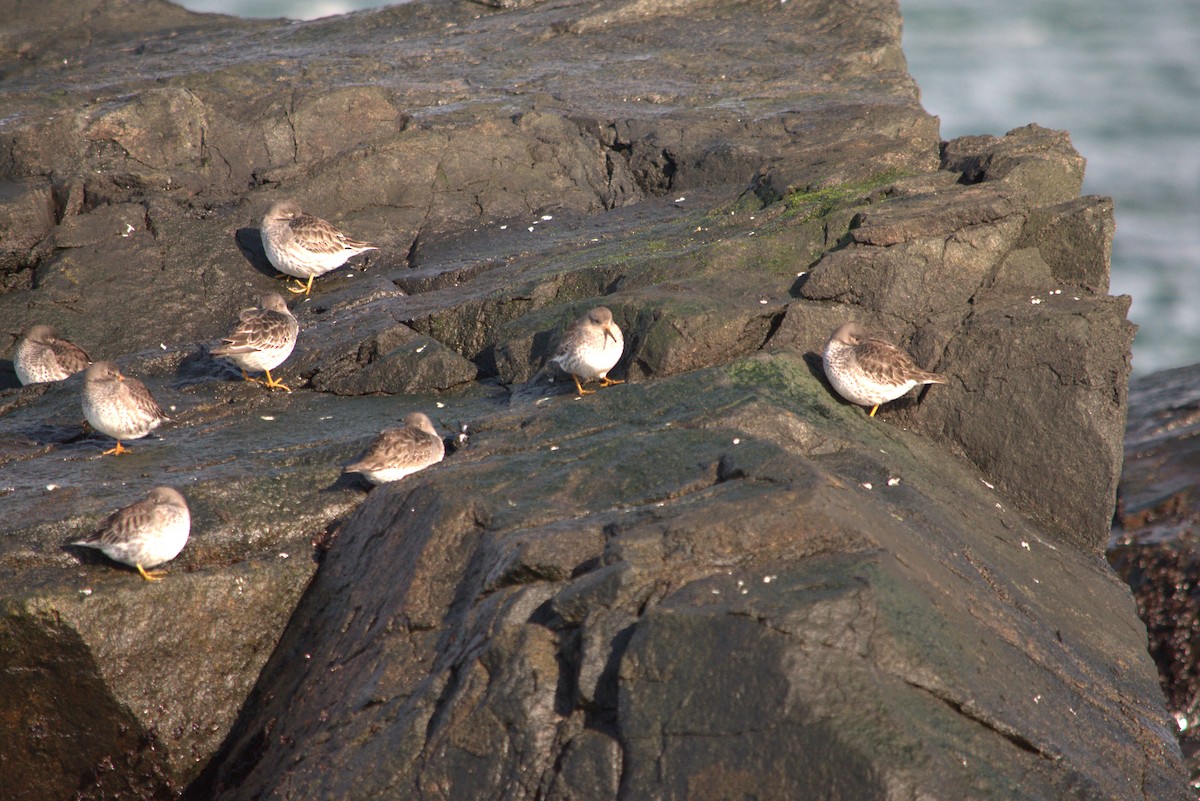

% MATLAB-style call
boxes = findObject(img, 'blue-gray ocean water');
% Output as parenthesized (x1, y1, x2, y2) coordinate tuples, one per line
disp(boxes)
(177, 0, 1200, 376)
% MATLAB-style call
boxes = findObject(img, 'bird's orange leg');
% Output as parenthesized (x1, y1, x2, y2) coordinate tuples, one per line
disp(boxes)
(261, 369, 292, 392)
(137, 564, 167, 582)
(572, 374, 595, 396)
(286, 276, 315, 295)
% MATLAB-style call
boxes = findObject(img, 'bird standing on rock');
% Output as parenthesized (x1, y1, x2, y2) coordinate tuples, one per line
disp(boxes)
(822, 322, 946, 417)
(260, 200, 378, 296)
(548, 306, 625, 396)
(71, 486, 190, 582)
(14, 324, 91, 385)
(211, 292, 299, 392)
(82, 361, 169, 455)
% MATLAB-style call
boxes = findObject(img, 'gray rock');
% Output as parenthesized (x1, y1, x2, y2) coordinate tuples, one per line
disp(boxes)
(0, 0, 1181, 799)
(1111, 364, 1200, 791)
(0, 180, 55, 291)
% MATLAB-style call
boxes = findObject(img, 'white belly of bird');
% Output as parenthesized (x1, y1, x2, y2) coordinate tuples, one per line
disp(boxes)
(14, 344, 65, 384)
(823, 347, 914, 407)
(83, 392, 161, 440)
(357, 465, 425, 485)
(263, 229, 350, 279)
(224, 340, 296, 374)
(562, 337, 623, 380)
(100, 510, 190, 569)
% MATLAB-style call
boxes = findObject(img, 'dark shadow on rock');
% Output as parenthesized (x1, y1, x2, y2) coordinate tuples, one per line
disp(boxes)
(62, 541, 123, 572)
(27, 423, 89, 449)
(235, 227, 275, 277)
(531, 329, 557, 364)
(589, 622, 636, 726)
(789, 271, 811, 296)
(0, 361, 19, 390)
(326, 471, 370, 494)
(177, 346, 238, 386)
(802, 351, 827, 384)
(505, 367, 615, 407)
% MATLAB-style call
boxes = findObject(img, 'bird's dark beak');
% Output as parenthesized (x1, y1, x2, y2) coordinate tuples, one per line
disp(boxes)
(603, 324, 617, 345)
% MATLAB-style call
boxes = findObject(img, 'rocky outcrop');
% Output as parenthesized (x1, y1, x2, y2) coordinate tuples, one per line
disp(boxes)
(0, 0, 1181, 799)
(1111, 363, 1200, 790)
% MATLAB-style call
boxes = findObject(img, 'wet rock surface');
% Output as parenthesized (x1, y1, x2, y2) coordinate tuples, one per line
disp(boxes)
(0, 0, 1182, 799)
(1111, 364, 1200, 795)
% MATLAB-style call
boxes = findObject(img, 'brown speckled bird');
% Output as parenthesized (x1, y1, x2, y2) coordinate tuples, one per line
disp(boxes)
(260, 200, 377, 296)
(82, 361, 169, 455)
(547, 306, 624, 396)
(211, 292, 299, 391)
(14, 324, 91, 385)
(343, 412, 445, 486)
(72, 486, 190, 581)
(822, 322, 946, 417)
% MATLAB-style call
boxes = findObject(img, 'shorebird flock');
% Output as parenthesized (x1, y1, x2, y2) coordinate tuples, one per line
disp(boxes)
(12, 200, 946, 581)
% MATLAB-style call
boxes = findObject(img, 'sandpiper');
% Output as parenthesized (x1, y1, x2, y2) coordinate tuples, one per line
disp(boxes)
(14, 324, 90, 385)
(547, 306, 624, 396)
(343, 412, 445, 486)
(71, 486, 191, 581)
(82, 361, 169, 455)
(822, 322, 946, 417)
(260, 200, 377, 296)
(211, 292, 299, 391)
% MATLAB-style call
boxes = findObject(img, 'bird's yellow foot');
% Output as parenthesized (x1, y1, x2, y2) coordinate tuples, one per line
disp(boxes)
(137, 564, 166, 582)
(286, 276, 315, 295)
(868, 405, 880, 417)
(261, 370, 292, 392)
(572, 375, 595, 396)
(599, 377, 624, 388)
(241, 370, 291, 392)
(101, 441, 130, 456)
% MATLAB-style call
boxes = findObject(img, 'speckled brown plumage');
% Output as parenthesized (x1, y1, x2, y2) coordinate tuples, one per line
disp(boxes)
(82, 361, 169, 455)
(72, 486, 190, 581)
(211, 292, 299, 391)
(343, 412, 445, 486)
(822, 322, 946, 416)
(14, 324, 91, 384)
(261, 200, 377, 295)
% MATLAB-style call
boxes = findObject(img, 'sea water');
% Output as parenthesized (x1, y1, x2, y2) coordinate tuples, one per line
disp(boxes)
(178, 0, 1200, 375)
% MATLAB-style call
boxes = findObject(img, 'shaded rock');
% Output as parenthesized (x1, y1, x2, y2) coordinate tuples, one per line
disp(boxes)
(286, 286, 481, 395)
(1111, 363, 1200, 791)
(942, 123, 1086, 204)
(933, 297, 1133, 548)
(0, 555, 314, 799)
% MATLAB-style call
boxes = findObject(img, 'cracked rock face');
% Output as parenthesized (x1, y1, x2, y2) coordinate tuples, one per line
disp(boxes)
(0, 0, 1182, 800)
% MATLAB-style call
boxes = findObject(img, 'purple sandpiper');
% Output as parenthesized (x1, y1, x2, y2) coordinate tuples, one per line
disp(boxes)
(260, 200, 377, 296)
(211, 292, 299, 391)
(82, 361, 169, 455)
(343, 412, 445, 486)
(14, 324, 91, 385)
(822, 322, 946, 417)
(72, 486, 190, 581)
(547, 306, 624, 396)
